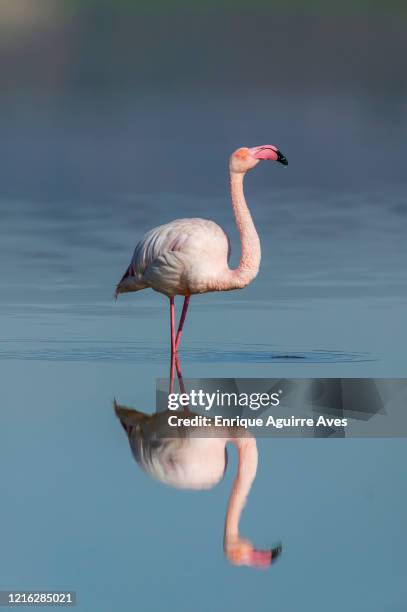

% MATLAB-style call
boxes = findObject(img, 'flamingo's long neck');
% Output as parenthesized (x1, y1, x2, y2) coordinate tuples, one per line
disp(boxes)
(224, 437, 258, 540)
(228, 170, 261, 289)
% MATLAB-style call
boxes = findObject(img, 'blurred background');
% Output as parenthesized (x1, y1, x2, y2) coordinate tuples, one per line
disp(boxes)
(1, 0, 407, 198)
(1, 3, 407, 612)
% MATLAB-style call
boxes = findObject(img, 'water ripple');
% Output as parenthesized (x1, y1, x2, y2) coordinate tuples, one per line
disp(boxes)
(0, 340, 374, 364)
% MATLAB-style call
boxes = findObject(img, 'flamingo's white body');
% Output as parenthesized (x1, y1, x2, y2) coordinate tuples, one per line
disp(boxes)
(115, 145, 287, 366)
(116, 217, 232, 297)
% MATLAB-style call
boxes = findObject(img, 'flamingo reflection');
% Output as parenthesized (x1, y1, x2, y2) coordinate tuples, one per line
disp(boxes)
(114, 400, 282, 569)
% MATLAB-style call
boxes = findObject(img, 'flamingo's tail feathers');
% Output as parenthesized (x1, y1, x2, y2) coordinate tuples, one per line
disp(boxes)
(114, 264, 147, 298)
(115, 264, 132, 298)
(114, 401, 150, 434)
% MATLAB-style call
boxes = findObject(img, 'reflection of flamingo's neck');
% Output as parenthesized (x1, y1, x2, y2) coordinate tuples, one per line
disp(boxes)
(224, 436, 258, 538)
(228, 171, 261, 289)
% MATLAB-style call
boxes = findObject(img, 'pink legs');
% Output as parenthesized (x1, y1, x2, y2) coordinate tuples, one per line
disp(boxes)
(169, 297, 176, 392)
(170, 296, 190, 355)
(175, 354, 186, 395)
(175, 296, 190, 351)
(169, 296, 190, 394)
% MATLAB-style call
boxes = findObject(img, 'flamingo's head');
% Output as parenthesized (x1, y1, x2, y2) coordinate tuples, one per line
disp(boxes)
(229, 145, 288, 174)
(225, 538, 283, 569)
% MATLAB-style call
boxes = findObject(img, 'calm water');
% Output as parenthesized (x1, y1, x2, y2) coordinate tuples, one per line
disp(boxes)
(1, 181, 406, 376)
(1, 173, 407, 611)
(1, 4, 407, 611)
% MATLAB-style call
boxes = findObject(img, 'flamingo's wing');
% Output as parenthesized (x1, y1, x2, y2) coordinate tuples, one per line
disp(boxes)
(116, 218, 230, 296)
(143, 250, 189, 296)
(115, 221, 188, 296)
(132, 222, 190, 271)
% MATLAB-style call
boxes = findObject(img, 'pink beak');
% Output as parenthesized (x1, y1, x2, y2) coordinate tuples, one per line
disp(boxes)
(249, 145, 288, 165)
(249, 543, 282, 569)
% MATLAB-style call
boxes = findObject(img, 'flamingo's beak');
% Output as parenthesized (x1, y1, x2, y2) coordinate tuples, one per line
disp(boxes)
(250, 146, 288, 165)
(246, 543, 282, 569)
(248, 544, 282, 568)
(276, 150, 288, 166)
(248, 549, 273, 568)
(271, 543, 283, 563)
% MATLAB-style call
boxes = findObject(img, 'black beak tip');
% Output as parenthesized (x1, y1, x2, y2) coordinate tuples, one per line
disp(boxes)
(271, 543, 283, 563)
(277, 151, 288, 166)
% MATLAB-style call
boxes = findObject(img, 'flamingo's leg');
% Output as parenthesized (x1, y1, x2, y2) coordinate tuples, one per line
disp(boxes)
(169, 297, 176, 394)
(175, 296, 190, 352)
(175, 353, 187, 398)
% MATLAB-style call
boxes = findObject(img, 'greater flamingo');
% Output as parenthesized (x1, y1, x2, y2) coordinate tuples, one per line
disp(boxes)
(115, 145, 288, 365)
(114, 400, 282, 568)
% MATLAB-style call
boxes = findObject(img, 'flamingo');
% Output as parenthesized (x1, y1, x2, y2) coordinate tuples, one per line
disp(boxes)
(114, 400, 282, 568)
(115, 145, 288, 366)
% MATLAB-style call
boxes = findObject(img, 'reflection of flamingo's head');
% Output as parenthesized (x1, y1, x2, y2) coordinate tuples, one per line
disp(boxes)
(225, 538, 282, 569)
(229, 144, 288, 174)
